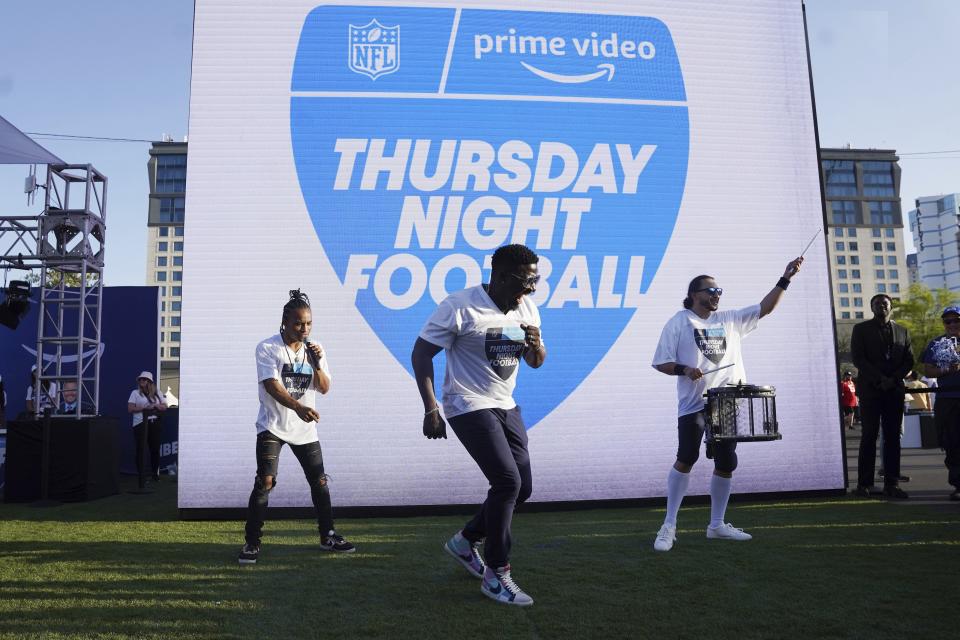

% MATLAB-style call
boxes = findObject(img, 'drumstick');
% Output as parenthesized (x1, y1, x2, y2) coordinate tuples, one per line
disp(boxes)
(799, 228, 822, 258)
(702, 363, 735, 375)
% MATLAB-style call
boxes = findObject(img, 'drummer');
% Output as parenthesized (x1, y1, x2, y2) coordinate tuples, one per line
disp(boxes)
(649, 257, 804, 552)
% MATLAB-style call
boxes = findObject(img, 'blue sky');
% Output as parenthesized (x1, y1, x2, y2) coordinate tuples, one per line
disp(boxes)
(1, 0, 958, 285)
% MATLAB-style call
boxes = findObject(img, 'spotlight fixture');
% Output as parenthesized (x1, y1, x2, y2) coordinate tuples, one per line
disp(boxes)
(0, 280, 31, 330)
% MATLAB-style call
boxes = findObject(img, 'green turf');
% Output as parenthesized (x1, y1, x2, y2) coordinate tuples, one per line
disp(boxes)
(1, 479, 958, 640)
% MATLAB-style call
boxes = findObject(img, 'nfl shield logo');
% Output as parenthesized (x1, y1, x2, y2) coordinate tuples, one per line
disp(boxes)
(348, 20, 400, 80)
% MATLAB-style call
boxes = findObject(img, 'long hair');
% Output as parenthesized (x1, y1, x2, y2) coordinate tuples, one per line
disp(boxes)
(280, 289, 311, 333)
(683, 275, 713, 309)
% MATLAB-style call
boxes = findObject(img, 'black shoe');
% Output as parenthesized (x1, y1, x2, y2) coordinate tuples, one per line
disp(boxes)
(320, 530, 356, 553)
(238, 543, 260, 565)
(898, 474, 911, 483)
(882, 485, 909, 499)
(852, 486, 871, 498)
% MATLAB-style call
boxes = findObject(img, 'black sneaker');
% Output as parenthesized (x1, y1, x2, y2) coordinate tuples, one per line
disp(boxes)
(882, 485, 909, 499)
(238, 543, 260, 565)
(852, 485, 872, 498)
(320, 530, 356, 553)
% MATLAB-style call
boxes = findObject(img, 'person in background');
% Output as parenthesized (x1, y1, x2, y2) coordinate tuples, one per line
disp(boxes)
(25, 365, 59, 416)
(55, 380, 96, 416)
(904, 371, 931, 413)
(920, 305, 960, 501)
(840, 371, 858, 430)
(128, 371, 167, 483)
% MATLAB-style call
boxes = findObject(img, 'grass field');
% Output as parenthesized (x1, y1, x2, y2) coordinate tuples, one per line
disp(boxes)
(2, 479, 959, 640)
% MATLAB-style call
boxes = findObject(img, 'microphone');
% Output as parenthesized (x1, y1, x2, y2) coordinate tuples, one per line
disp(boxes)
(304, 337, 320, 367)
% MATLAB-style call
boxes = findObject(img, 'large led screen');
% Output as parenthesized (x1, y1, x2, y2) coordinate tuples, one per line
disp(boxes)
(180, 0, 841, 510)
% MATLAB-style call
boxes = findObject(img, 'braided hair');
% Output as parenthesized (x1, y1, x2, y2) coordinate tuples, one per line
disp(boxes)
(683, 275, 713, 309)
(280, 289, 311, 333)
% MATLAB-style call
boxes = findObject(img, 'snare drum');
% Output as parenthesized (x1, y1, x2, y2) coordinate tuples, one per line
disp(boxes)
(705, 383, 780, 443)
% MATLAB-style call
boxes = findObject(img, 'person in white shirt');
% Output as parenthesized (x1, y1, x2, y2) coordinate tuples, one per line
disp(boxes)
(412, 244, 545, 607)
(650, 257, 803, 552)
(239, 289, 354, 565)
(128, 371, 167, 484)
(26, 365, 59, 416)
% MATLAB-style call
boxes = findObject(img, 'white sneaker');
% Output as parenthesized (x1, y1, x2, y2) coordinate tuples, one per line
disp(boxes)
(706, 523, 752, 541)
(653, 523, 676, 552)
(480, 565, 534, 607)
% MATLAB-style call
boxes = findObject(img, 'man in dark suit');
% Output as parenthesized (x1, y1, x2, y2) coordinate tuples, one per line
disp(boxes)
(851, 293, 913, 498)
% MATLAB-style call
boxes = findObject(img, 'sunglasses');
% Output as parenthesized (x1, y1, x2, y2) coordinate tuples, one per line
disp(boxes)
(509, 273, 541, 289)
(944, 318, 960, 325)
(695, 287, 723, 296)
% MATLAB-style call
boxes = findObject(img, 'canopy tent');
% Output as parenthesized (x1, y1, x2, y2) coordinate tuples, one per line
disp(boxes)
(0, 115, 63, 164)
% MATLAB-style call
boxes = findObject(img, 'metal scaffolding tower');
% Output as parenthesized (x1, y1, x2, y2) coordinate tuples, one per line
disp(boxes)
(0, 164, 107, 417)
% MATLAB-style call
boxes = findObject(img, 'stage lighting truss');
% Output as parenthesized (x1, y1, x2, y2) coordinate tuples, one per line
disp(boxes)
(0, 164, 107, 418)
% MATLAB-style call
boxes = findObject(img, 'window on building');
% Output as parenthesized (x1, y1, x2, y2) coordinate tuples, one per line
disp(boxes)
(886, 242, 896, 251)
(877, 283, 887, 293)
(855, 312, 864, 319)
(159, 227, 169, 237)
(872, 228, 881, 238)
(175, 227, 184, 237)
(840, 297, 850, 307)
(849, 241, 858, 250)
(156, 271, 167, 282)
(875, 269, 885, 279)
(160, 347, 165, 357)
(159, 197, 185, 223)
(835, 241, 845, 251)
(171, 316, 181, 327)
(172, 286, 182, 296)
(861, 161, 895, 196)
(869, 201, 896, 225)
(823, 160, 857, 196)
(874, 256, 884, 265)
(160, 332, 164, 342)
(160, 286, 166, 296)
(839, 283, 849, 293)
(161, 317, 165, 327)
(172, 271, 183, 281)
(171, 331, 181, 342)
(838, 269, 847, 279)
(885, 228, 894, 238)
(891, 283, 900, 293)
(850, 256, 860, 265)
(841, 312, 851, 319)
(155, 154, 187, 193)
(852, 283, 862, 293)
(889, 269, 899, 279)
(830, 200, 858, 224)
(172, 301, 182, 311)
(158, 242, 168, 252)
(157, 256, 167, 267)
(847, 228, 857, 237)
(174, 241, 184, 252)
(851, 269, 861, 278)
(161, 301, 166, 311)
(854, 297, 863, 307)
(873, 242, 882, 251)
(173, 256, 183, 266)
(887, 256, 897, 265)
(170, 347, 181, 358)
(836, 255, 846, 265)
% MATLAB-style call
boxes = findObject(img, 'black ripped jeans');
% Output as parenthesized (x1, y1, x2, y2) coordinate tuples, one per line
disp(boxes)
(244, 430, 334, 546)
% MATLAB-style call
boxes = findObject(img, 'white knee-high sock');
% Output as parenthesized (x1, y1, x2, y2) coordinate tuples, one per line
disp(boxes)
(664, 467, 690, 526)
(709, 475, 733, 528)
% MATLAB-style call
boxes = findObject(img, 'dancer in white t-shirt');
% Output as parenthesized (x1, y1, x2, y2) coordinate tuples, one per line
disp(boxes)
(238, 290, 354, 565)
(412, 244, 545, 607)
(650, 257, 803, 551)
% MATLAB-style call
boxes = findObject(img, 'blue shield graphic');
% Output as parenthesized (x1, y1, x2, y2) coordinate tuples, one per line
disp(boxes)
(292, 6, 689, 429)
(348, 19, 399, 79)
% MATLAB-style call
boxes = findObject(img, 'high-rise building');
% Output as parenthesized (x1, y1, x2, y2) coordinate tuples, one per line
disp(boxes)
(821, 147, 909, 321)
(908, 194, 960, 291)
(146, 140, 187, 396)
(906, 252, 920, 286)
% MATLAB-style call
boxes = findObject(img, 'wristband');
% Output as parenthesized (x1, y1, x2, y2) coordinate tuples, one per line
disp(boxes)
(674, 364, 687, 376)
(776, 277, 791, 290)
(425, 407, 440, 415)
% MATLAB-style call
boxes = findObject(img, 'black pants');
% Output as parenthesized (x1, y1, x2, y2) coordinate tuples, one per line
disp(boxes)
(933, 397, 960, 490)
(858, 393, 903, 488)
(133, 418, 162, 482)
(449, 407, 532, 569)
(244, 430, 333, 546)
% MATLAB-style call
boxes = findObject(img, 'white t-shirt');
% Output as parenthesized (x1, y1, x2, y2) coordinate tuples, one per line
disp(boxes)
(652, 305, 761, 417)
(255, 333, 332, 445)
(27, 382, 59, 414)
(419, 285, 542, 419)
(128, 389, 165, 427)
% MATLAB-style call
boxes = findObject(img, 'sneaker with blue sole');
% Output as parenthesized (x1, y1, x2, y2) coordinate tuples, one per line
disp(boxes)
(443, 531, 485, 578)
(481, 565, 533, 607)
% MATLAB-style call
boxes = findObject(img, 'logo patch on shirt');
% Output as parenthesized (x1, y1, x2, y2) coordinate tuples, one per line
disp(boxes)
(281, 364, 313, 400)
(694, 327, 726, 365)
(485, 326, 526, 380)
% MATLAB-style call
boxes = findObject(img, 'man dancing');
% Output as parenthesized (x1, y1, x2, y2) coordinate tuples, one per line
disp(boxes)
(651, 257, 803, 551)
(238, 289, 354, 564)
(412, 244, 545, 607)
